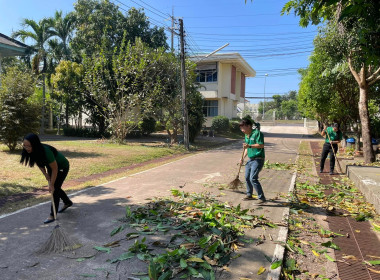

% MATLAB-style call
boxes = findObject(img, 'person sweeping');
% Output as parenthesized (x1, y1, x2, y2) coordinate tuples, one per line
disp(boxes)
(239, 118, 266, 204)
(320, 123, 343, 175)
(21, 133, 73, 224)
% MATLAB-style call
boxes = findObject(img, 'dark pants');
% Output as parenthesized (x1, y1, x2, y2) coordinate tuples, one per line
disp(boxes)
(48, 167, 71, 217)
(320, 142, 338, 172)
(245, 158, 266, 200)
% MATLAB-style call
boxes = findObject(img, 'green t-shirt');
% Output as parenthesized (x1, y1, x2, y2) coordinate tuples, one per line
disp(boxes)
(245, 129, 265, 159)
(325, 127, 343, 143)
(43, 144, 69, 169)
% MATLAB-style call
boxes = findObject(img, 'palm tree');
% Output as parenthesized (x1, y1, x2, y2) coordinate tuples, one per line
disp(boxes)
(50, 11, 76, 60)
(13, 18, 53, 73)
(13, 18, 54, 133)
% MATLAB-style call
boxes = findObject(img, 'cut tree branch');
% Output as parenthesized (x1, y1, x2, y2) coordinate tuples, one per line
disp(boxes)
(367, 66, 380, 85)
(348, 56, 361, 85)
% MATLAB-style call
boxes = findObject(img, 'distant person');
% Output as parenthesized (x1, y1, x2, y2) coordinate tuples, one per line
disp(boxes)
(320, 123, 343, 175)
(20, 133, 73, 223)
(239, 119, 266, 204)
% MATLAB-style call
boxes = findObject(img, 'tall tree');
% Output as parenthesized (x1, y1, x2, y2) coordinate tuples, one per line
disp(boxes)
(282, 0, 380, 162)
(13, 18, 54, 133)
(50, 11, 76, 60)
(12, 18, 53, 74)
(71, 0, 167, 59)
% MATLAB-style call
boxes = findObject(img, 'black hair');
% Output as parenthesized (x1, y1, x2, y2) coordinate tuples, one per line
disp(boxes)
(332, 123, 341, 132)
(20, 133, 57, 168)
(239, 118, 253, 127)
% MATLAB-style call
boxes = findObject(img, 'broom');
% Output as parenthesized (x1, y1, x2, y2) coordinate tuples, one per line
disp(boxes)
(325, 126, 343, 174)
(229, 147, 246, 190)
(37, 193, 78, 254)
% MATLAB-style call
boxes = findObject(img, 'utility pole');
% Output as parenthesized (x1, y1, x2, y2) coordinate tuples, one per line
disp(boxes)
(171, 7, 174, 52)
(179, 18, 189, 150)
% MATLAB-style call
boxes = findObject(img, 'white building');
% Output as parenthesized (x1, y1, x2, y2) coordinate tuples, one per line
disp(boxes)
(190, 53, 256, 127)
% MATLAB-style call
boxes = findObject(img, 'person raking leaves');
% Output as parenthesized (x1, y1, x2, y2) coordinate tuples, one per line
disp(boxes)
(239, 118, 266, 204)
(21, 133, 73, 223)
(320, 123, 343, 175)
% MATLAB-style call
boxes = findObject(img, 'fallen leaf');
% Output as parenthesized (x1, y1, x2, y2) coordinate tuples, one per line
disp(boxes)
(355, 230, 360, 233)
(257, 266, 266, 275)
(368, 268, 380, 274)
(204, 255, 217, 265)
(222, 265, 231, 272)
(312, 250, 320, 257)
(367, 255, 380, 259)
(343, 255, 358, 260)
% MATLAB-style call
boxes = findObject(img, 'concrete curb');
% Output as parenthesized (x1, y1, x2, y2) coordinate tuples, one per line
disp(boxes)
(346, 166, 380, 214)
(266, 171, 296, 280)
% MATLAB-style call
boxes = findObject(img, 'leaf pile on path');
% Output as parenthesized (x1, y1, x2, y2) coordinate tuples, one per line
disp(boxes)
(283, 179, 380, 279)
(94, 189, 277, 280)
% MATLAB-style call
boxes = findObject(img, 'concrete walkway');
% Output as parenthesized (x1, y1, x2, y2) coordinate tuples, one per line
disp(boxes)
(343, 162, 380, 214)
(0, 126, 304, 280)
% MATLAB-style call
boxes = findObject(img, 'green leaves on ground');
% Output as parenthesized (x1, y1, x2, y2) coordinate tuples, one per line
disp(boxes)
(264, 160, 295, 170)
(96, 190, 276, 279)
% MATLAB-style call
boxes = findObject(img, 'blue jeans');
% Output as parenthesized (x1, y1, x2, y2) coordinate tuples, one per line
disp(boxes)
(245, 158, 265, 200)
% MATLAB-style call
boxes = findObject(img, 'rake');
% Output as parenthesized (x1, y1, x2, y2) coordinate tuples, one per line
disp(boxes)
(229, 148, 246, 190)
(37, 193, 78, 254)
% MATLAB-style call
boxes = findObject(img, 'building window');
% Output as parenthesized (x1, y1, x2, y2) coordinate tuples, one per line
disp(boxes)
(196, 70, 217, 82)
(203, 100, 218, 117)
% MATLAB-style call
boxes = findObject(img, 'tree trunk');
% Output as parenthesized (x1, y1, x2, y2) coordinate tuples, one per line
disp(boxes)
(348, 60, 375, 163)
(49, 105, 53, 130)
(358, 85, 375, 162)
(65, 100, 69, 128)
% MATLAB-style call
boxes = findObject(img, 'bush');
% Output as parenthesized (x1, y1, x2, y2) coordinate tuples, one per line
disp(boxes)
(211, 116, 230, 133)
(155, 121, 165, 132)
(0, 68, 40, 150)
(63, 127, 110, 138)
(229, 121, 241, 134)
(138, 117, 156, 136)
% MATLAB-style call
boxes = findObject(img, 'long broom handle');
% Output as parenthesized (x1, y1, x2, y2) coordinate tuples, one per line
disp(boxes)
(51, 192, 57, 221)
(236, 147, 246, 176)
(325, 127, 342, 173)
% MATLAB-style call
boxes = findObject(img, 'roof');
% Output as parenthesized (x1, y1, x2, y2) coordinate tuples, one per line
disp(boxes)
(190, 53, 256, 77)
(0, 33, 29, 58)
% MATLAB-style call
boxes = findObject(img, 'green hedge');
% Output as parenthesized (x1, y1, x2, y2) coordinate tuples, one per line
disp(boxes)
(63, 127, 110, 138)
(211, 116, 230, 132)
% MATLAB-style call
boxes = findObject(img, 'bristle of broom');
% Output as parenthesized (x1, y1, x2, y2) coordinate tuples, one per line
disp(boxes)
(229, 177, 243, 190)
(37, 225, 78, 254)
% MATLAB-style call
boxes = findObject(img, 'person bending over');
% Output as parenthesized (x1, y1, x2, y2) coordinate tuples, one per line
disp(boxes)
(21, 133, 73, 223)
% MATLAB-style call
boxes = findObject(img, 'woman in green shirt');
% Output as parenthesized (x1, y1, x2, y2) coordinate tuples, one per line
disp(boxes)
(320, 123, 343, 175)
(21, 133, 73, 224)
(239, 119, 266, 204)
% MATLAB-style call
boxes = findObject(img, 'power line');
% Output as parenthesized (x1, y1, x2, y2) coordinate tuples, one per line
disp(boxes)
(188, 30, 318, 37)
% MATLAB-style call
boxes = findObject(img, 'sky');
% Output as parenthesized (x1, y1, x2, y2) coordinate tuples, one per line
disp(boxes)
(0, 0, 320, 104)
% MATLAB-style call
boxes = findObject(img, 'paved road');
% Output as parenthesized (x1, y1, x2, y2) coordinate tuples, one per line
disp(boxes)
(0, 126, 306, 280)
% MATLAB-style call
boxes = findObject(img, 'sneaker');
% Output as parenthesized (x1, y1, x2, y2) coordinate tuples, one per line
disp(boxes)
(329, 171, 334, 175)
(243, 195, 254, 201)
(320, 169, 324, 173)
(255, 199, 267, 205)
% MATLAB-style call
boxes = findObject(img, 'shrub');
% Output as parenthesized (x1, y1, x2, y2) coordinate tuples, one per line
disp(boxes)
(0, 68, 40, 150)
(211, 116, 229, 133)
(229, 121, 241, 134)
(63, 127, 110, 138)
(138, 117, 156, 136)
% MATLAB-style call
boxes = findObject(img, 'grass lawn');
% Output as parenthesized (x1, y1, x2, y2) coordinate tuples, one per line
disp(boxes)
(0, 139, 184, 198)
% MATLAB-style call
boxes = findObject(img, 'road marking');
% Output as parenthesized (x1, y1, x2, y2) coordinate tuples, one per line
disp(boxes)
(194, 172, 222, 183)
